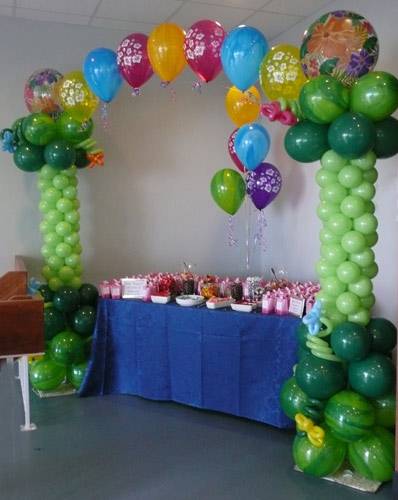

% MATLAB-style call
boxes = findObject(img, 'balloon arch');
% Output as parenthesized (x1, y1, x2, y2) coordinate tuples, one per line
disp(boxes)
(2, 9, 397, 487)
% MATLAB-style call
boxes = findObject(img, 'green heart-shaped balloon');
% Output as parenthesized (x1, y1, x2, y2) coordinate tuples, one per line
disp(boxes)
(211, 169, 245, 215)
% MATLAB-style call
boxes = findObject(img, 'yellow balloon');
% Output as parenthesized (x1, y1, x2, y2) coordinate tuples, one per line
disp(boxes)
(225, 86, 261, 127)
(148, 23, 186, 84)
(259, 44, 307, 101)
(57, 70, 99, 122)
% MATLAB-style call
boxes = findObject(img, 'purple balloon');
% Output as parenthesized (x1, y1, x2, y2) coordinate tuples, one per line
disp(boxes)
(246, 162, 282, 211)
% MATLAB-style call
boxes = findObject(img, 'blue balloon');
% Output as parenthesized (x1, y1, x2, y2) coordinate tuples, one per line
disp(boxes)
(221, 26, 269, 91)
(83, 48, 122, 103)
(235, 123, 270, 171)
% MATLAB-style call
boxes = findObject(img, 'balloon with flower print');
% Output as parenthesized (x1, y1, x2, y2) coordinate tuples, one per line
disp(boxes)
(24, 68, 63, 115)
(57, 71, 99, 122)
(184, 20, 226, 84)
(117, 33, 153, 94)
(300, 10, 379, 86)
(246, 162, 282, 211)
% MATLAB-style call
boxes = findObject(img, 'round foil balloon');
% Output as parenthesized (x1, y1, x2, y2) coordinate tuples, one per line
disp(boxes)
(300, 11, 379, 85)
(24, 68, 63, 114)
(184, 20, 226, 83)
(260, 44, 307, 100)
(117, 33, 153, 93)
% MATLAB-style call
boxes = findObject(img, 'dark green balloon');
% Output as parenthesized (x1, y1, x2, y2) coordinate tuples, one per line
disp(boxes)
(79, 283, 98, 306)
(67, 361, 88, 389)
(367, 318, 397, 354)
(372, 393, 396, 429)
(56, 112, 93, 144)
(38, 284, 54, 303)
(73, 305, 96, 337)
(44, 140, 76, 170)
(44, 306, 66, 341)
(280, 376, 324, 422)
(328, 112, 376, 159)
(330, 322, 371, 362)
(374, 117, 398, 159)
(284, 121, 329, 163)
(22, 113, 56, 146)
(29, 358, 66, 391)
(75, 148, 90, 169)
(349, 353, 394, 399)
(53, 286, 80, 313)
(13, 143, 44, 172)
(50, 330, 85, 366)
(296, 322, 310, 349)
(295, 353, 346, 400)
(299, 76, 349, 124)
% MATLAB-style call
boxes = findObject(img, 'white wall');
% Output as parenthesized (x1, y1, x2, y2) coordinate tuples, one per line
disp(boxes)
(0, 1, 396, 322)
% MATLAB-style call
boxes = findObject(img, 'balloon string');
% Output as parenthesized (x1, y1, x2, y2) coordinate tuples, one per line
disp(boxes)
(253, 210, 267, 252)
(170, 86, 176, 103)
(192, 81, 202, 94)
(131, 88, 141, 97)
(100, 101, 109, 129)
(227, 215, 238, 247)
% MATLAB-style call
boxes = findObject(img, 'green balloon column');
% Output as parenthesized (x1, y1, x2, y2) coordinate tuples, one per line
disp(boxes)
(281, 11, 397, 487)
(1, 69, 102, 393)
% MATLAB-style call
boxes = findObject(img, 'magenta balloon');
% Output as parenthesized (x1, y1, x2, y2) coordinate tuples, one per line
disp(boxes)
(117, 33, 153, 92)
(246, 162, 282, 211)
(228, 128, 246, 173)
(184, 19, 226, 83)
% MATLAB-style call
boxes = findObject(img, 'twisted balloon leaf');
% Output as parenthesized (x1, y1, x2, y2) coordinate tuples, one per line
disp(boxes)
(306, 334, 342, 362)
(295, 413, 325, 448)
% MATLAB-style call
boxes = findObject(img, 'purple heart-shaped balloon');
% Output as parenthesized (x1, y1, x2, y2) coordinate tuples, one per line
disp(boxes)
(246, 162, 282, 211)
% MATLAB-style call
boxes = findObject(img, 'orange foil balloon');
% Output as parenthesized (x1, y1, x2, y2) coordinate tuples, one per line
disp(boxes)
(225, 86, 261, 127)
(148, 23, 186, 84)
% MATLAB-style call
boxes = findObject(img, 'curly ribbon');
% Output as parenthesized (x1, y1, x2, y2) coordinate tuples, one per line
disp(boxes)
(295, 413, 325, 448)
(192, 81, 202, 94)
(87, 151, 104, 169)
(253, 210, 267, 252)
(131, 88, 141, 97)
(100, 101, 109, 129)
(1, 129, 16, 153)
(227, 215, 238, 247)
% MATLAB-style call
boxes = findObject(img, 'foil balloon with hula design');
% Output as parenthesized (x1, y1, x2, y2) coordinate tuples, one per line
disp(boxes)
(24, 68, 63, 115)
(300, 11, 379, 86)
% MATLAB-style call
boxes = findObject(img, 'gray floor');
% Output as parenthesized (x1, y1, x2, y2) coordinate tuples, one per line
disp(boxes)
(0, 362, 393, 500)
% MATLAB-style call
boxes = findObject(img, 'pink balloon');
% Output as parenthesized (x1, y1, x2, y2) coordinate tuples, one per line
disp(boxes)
(117, 33, 153, 92)
(228, 129, 246, 173)
(184, 20, 226, 83)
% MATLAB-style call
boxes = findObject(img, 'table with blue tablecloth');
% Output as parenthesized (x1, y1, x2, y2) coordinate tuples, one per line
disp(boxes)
(79, 299, 300, 428)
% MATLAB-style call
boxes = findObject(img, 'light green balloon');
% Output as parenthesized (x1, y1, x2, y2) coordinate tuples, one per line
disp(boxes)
(63, 185, 77, 200)
(316, 290, 336, 309)
(39, 200, 52, 213)
(316, 168, 338, 187)
(365, 201, 376, 214)
(40, 164, 57, 180)
(73, 243, 83, 255)
(45, 209, 64, 225)
(73, 199, 80, 210)
(42, 265, 54, 280)
(58, 266, 75, 282)
(340, 195, 366, 218)
(319, 228, 340, 244)
(75, 264, 83, 275)
(349, 276, 373, 298)
(362, 168, 378, 184)
(354, 214, 378, 235)
(53, 174, 70, 190)
(64, 165, 77, 177)
(40, 220, 53, 234)
(351, 182, 375, 201)
(327, 213, 352, 235)
(41, 244, 53, 259)
(336, 291, 361, 315)
(350, 248, 375, 267)
(56, 197, 74, 213)
(55, 242, 72, 258)
(320, 183, 348, 204)
(48, 276, 63, 291)
(362, 262, 379, 279)
(47, 255, 64, 270)
(44, 231, 63, 247)
(317, 202, 340, 221)
(64, 232, 80, 246)
(326, 307, 348, 325)
(72, 222, 80, 233)
(43, 187, 62, 205)
(321, 244, 348, 266)
(65, 210, 80, 225)
(320, 276, 347, 297)
(321, 150, 348, 172)
(361, 294, 376, 309)
(70, 276, 82, 289)
(337, 261, 361, 284)
(68, 177, 78, 188)
(37, 178, 52, 191)
(348, 308, 371, 327)
(338, 165, 363, 189)
(55, 221, 72, 237)
(316, 258, 337, 278)
(341, 231, 367, 254)
(365, 232, 378, 247)
(65, 253, 80, 268)
(350, 151, 376, 170)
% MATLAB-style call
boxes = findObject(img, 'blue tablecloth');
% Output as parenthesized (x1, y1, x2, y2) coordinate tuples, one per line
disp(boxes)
(79, 299, 300, 428)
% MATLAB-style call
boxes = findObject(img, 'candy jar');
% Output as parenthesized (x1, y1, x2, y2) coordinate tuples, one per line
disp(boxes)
(231, 282, 243, 301)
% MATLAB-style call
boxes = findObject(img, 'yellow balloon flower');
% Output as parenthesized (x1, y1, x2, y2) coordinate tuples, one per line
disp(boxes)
(147, 23, 186, 84)
(57, 70, 99, 123)
(259, 44, 307, 101)
(225, 86, 261, 127)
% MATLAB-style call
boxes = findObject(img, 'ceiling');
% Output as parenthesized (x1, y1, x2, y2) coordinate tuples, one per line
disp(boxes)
(0, 0, 333, 40)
